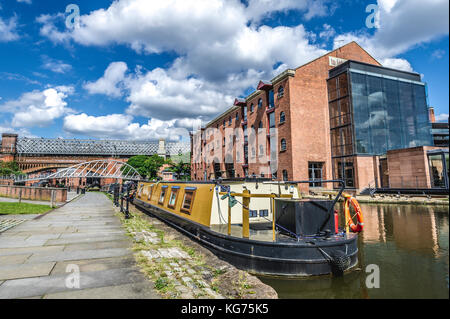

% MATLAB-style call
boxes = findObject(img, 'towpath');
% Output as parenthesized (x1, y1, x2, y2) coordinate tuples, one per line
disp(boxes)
(0, 192, 159, 299)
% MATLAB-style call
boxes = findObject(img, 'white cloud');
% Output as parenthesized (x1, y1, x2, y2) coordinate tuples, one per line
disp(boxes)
(245, 0, 331, 22)
(435, 113, 449, 122)
(41, 56, 72, 73)
(0, 86, 74, 127)
(17, 0, 32, 4)
(0, 124, 35, 137)
(84, 62, 128, 97)
(0, 16, 19, 42)
(319, 24, 336, 40)
(380, 58, 413, 72)
(63, 113, 189, 141)
(333, 0, 449, 60)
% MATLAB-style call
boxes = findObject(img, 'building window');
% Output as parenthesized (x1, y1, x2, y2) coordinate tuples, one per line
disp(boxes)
(223, 119, 225, 128)
(250, 103, 254, 113)
(258, 98, 263, 109)
(280, 139, 287, 151)
(229, 116, 232, 126)
(236, 113, 239, 122)
(280, 112, 286, 123)
(159, 186, 167, 204)
(259, 145, 264, 156)
(259, 121, 263, 129)
(243, 106, 247, 121)
(282, 170, 288, 181)
(259, 209, 269, 217)
(249, 210, 258, 218)
(168, 187, 179, 208)
(268, 90, 274, 108)
(269, 112, 275, 128)
(309, 162, 324, 187)
(181, 188, 196, 214)
(278, 86, 284, 98)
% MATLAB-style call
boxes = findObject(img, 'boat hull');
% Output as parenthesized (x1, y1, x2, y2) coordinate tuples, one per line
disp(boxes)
(134, 198, 359, 277)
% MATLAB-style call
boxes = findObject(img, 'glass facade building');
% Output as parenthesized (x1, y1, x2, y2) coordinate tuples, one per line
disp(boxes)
(328, 61, 433, 187)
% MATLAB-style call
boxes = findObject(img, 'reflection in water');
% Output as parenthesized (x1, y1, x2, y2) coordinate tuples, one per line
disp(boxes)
(259, 204, 449, 299)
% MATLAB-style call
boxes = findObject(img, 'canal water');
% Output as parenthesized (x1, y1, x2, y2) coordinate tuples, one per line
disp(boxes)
(259, 203, 449, 299)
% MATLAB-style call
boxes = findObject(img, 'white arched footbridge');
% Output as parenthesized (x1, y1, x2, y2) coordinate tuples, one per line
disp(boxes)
(14, 159, 142, 183)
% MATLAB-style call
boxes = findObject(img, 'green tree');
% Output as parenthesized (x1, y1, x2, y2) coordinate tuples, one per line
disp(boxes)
(143, 154, 167, 179)
(166, 159, 191, 181)
(123, 155, 150, 178)
(0, 161, 22, 176)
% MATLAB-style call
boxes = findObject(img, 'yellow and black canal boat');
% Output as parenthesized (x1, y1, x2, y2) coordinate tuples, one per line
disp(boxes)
(133, 179, 362, 277)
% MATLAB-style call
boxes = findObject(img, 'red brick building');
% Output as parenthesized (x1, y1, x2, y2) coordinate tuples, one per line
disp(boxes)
(191, 42, 448, 193)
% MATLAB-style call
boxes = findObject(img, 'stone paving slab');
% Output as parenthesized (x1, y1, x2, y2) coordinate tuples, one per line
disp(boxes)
(0, 192, 158, 299)
(50, 256, 136, 275)
(0, 267, 147, 299)
(0, 262, 55, 280)
(45, 234, 126, 246)
(27, 247, 131, 263)
(62, 240, 131, 252)
(0, 253, 31, 265)
(0, 245, 65, 257)
(43, 282, 159, 299)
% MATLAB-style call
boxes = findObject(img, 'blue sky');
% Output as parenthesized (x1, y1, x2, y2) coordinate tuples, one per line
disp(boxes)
(0, 0, 448, 141)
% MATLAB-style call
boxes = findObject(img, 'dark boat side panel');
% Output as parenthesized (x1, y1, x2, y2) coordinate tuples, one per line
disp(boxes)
(134, 199, 358, 277)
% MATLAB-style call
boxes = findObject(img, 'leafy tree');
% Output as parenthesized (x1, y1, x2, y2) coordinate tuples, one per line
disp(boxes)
(143, 154, 167, 179)
(0, 161, 22, 176)
(122, 155, 150, 178)
(166, 159, 191, 181)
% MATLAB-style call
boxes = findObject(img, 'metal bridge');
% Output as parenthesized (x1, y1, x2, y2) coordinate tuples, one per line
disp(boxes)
(13, 159, 142, 183)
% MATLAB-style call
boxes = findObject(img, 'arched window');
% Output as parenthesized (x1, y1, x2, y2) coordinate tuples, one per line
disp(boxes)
(250, 103, 254, 112)
(259, 145, 264, 156)
(282, 170, 288, 181)
(280, 111, 286, 123)
(236, 112, 239, 121)
(280, 138, 287, 151)
(278, 85, 284, 98)
(258, 121, 263, 129)
(258, 98, 263, 109)
(228, 116, 232, 125)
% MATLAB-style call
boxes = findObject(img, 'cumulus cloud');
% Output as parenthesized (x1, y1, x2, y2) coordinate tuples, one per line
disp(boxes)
(0, 16, 19, 42)
(333, 0, 449, 61)
(245, 0, 331, 22)
(435, 113, 449, 122)
(41, 56, 72, 73)
(0, 86, 74, 127)
(84, 62, 128, 97)
(380, 58, 413, 72)
(63, 113, 189, 141)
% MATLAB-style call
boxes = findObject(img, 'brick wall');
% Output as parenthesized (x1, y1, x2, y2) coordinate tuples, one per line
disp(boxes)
(0, 185, 67, 202)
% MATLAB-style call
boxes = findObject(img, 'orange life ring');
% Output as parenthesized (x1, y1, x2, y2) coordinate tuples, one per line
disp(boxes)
(344, 196, 364, 233)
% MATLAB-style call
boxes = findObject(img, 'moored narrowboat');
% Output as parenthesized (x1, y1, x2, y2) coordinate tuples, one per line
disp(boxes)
(132, 179, 363, 277)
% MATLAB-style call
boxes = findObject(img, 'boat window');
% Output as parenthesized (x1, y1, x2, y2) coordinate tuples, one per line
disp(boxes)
(259, 209, 269, 217)
(249, 210, 258, 218)
(147, 185, 153, 200)
(181, 189, 196, 214)
(168, 187, 179, 208)
(159, 186, 168, 204)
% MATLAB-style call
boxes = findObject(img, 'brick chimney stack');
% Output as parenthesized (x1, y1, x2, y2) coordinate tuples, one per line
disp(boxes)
(1, 133, 18, 154)
(428, 107, 436, 123)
